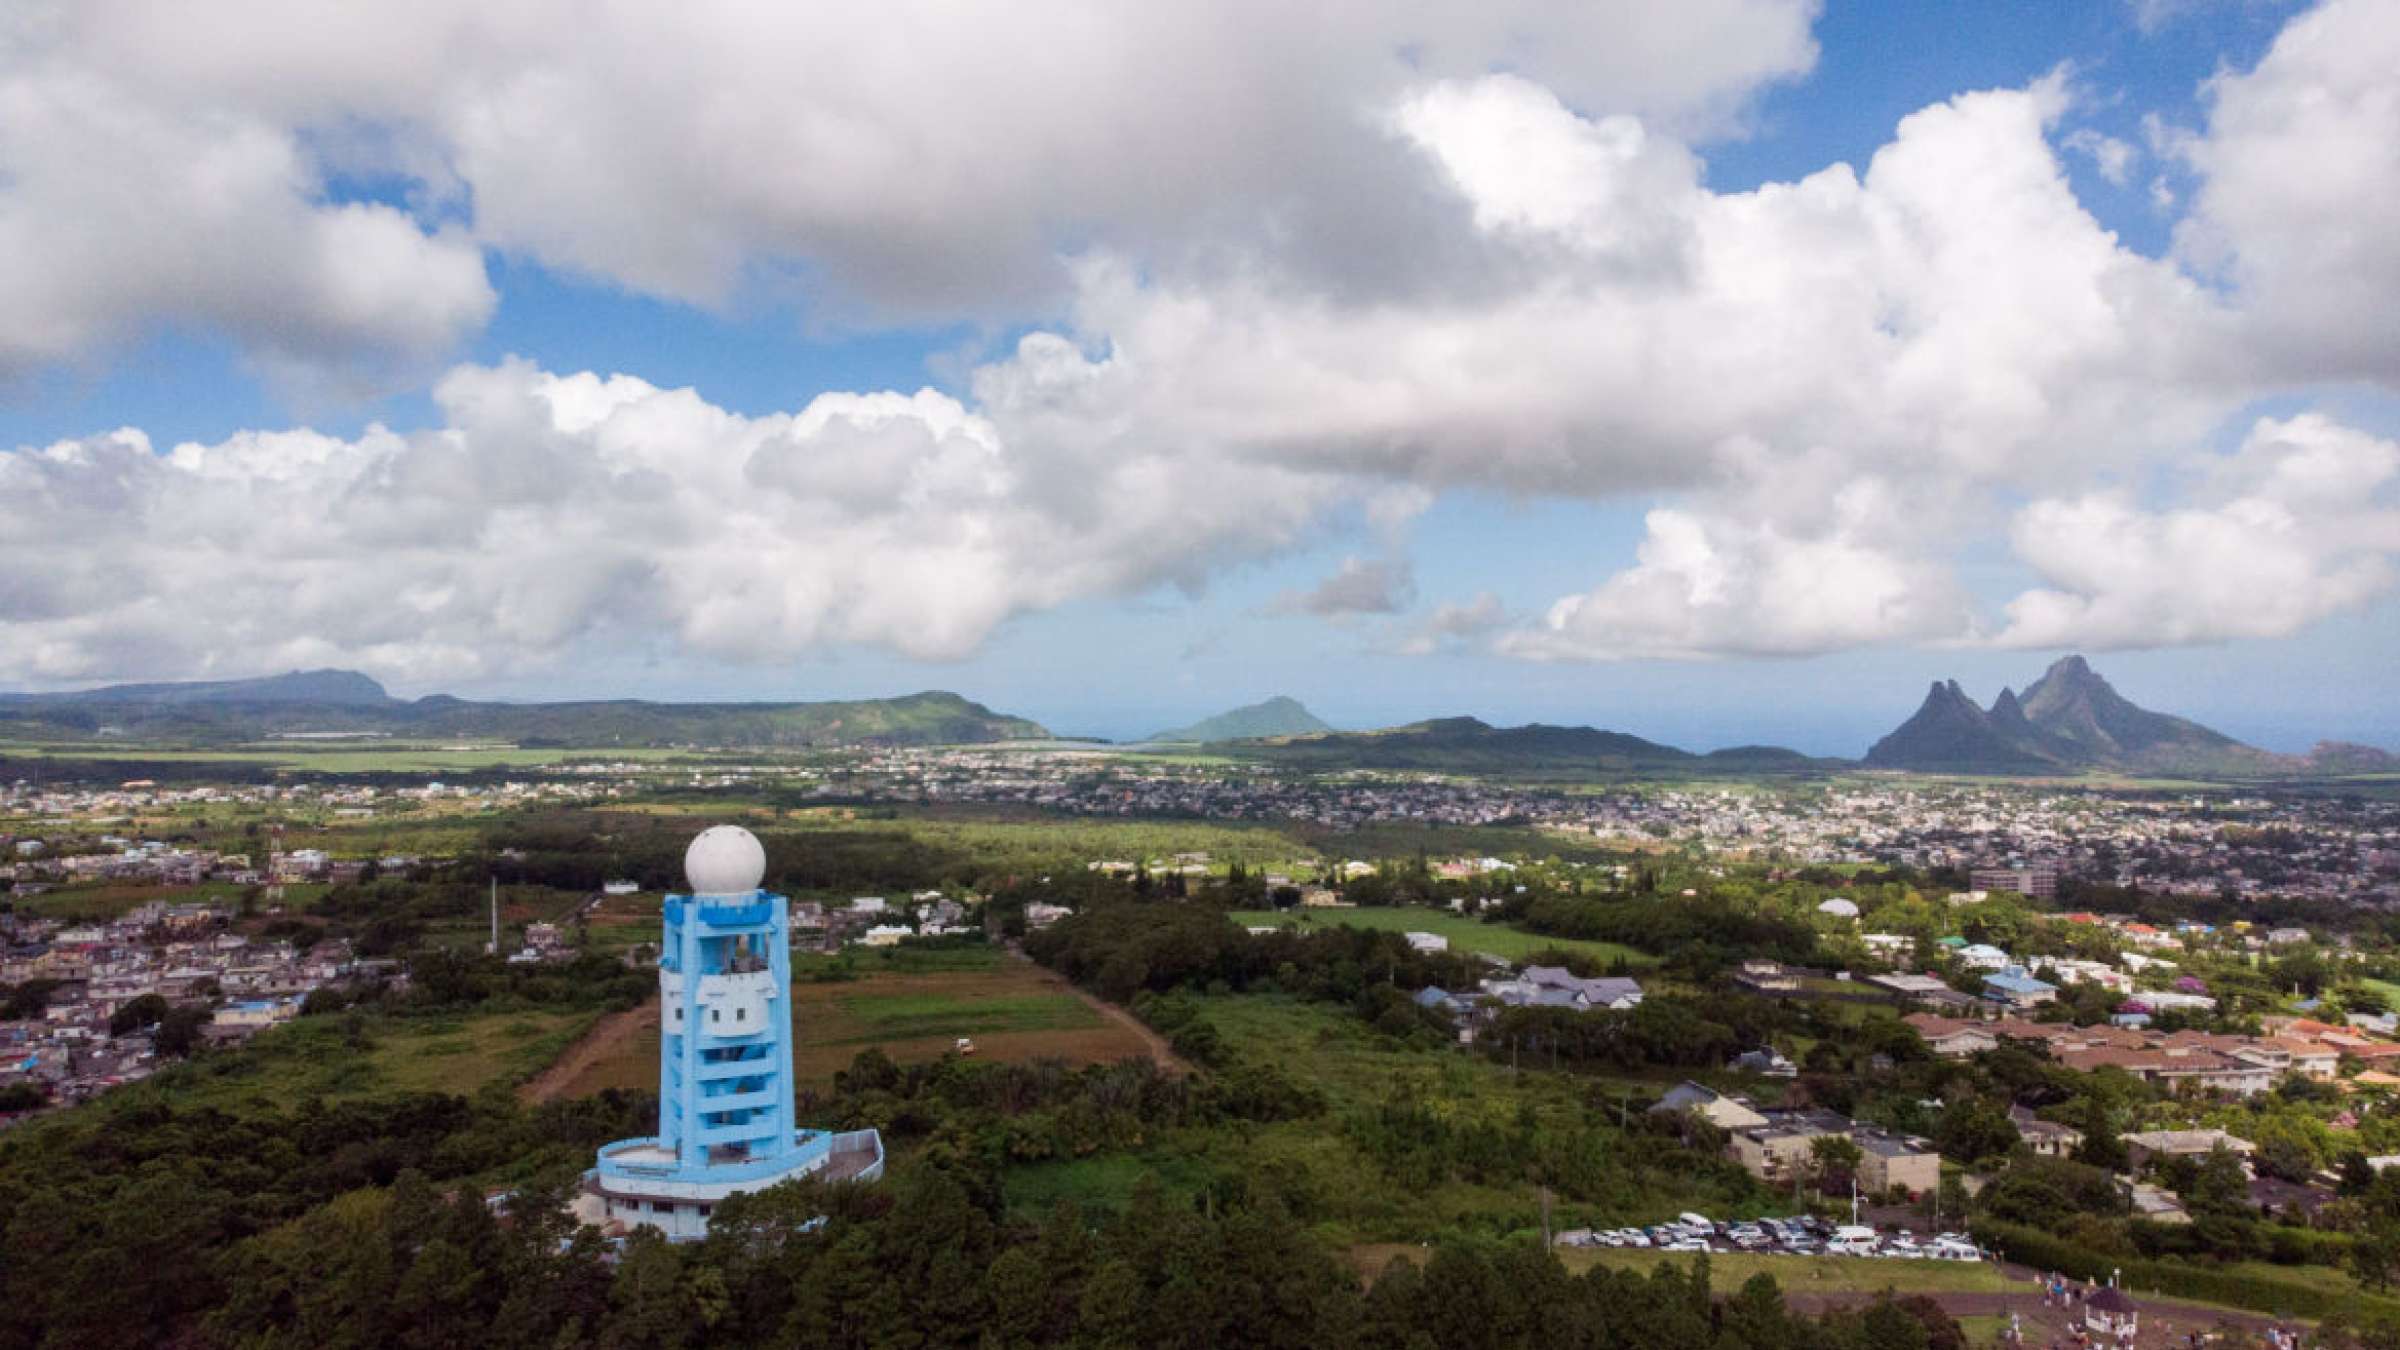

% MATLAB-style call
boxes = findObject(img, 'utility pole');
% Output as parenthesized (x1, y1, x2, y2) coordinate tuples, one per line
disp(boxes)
(1539, 1185, 1552, 1249)
(488, 877, 499, 955)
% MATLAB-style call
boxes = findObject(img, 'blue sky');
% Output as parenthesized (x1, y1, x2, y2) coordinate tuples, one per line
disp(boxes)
(2, 0, 2395, 753)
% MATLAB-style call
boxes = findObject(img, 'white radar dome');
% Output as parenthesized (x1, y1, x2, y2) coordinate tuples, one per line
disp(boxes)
(684, 825, 767, 897)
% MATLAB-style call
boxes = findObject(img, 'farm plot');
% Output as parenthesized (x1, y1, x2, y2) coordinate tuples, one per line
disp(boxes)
(538, 946, 1154, 1097)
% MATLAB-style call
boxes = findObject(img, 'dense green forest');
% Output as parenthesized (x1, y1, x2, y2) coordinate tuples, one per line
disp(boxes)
(0, 992, 1973, 1349)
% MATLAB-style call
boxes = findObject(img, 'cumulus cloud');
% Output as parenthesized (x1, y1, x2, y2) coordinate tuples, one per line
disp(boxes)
(0, 59, 492, 393)
(1503, 504, 1973, 661)
(1992, 414, 2400, 649)
(961, 74, 2225, 515)
(0, 360, 1343, 681)
(953, 71, 2246, 661)
(1269, 556, 1416, 618)
(2062, 128, 2138, 185)
(5, 0, 2398, 677)
(1398, 593, 1508, 656)
(2171, 0, 2400, 380)
(0, 0, 1819, 382)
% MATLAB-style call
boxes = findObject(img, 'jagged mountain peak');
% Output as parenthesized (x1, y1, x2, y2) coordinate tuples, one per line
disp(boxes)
(1870, 656, 2271, 775)
(1867, 677, 2059, 772)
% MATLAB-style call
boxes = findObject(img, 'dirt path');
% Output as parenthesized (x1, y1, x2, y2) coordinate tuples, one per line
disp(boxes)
(520, 1002, 657, 1104)
(1004, 946, 1192, 1076)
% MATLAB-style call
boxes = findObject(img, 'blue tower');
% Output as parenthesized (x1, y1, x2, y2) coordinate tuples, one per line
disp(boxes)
(588, 825, 882, 1239)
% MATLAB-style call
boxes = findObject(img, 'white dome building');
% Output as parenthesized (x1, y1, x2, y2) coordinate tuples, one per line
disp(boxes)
(1816, 898, 1861, 920)
(684, 824, 767, 897)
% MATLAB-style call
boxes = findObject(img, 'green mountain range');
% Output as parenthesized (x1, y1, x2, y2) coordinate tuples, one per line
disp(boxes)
(1148, 696, 1333, 743)
(0, 671, 1049, 748)
(1865, 655, 2391, 776)
(1239, 716, 1821, 775)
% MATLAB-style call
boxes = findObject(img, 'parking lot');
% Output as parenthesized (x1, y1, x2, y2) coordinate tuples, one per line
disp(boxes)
(1553, 1213, 1982, 1262)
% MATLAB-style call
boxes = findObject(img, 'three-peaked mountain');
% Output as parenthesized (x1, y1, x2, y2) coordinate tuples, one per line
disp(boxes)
(1865, 655, 2382, 776)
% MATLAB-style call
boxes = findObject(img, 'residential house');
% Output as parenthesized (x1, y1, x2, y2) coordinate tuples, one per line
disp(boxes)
(1650, 1081, 1769, 1133)
(1871, 972, 1982, 1011)
(1903, 1013, 1998, 1058)
(1731, 960, 1805, 993)
(1981, 970, 2058, 1009)
(1729, 1048, 1798, 1078)
(1519, 966, 1644, 1010)
(1727, 1109, 1853, 1184)
(1954, 943, 2012, 971)
(2127, 1182, 2191, 1224)
(1860, 933, 1914, 962)
(1852, 1128, 1941, 1197)
(2008, 1106, 2083, 1158)
(2122, 1128, 2255, 1174)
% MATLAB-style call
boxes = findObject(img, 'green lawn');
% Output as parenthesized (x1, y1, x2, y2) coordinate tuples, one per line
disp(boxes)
(1562, 1250, 2028, 1297)
(137, 1006, 600, 1109)
(0, 739, 692, 774)
(789, 807, 1323, 876)
(1227, 906, 1657, 968)
(11, 880, 256, 920)
(834, 991, 1099, 1040)
(2215, 1259, 2371, 1299)
(799, 944, 1004, 974)
(368, 1010, 602, 1094)
(2357, 977, 2400, 1010)
(1005, 1149, 1222, 1215)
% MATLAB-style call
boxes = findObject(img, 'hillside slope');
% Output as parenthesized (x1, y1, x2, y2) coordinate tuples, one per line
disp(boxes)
(0, 674, 1048, 748)
(1149, 696, 1333, 743)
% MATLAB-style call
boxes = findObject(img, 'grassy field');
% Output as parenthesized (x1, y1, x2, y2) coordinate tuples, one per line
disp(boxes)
(1558, 1249, 2026, 1295)
(0, 738, 692, 774)
(139, 1006, 600, 1110)
(8, 880, 257, 920)
(543, 945, 1147, 1098)
(1001, 993, 1767, 1239)
(779, 806, 1324, 875)
(1226, 906, 1657, 968)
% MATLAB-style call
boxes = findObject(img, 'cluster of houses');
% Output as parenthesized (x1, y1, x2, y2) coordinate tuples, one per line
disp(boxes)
(1654, 1076, 2343, 1225)
(1838, 911, 2326, 1021)
(830, 753, 2400, 910)
(0, 902, 380, 1111)
(1905, 1012, 2400, 1097)
(786, 891, 980, 950)
(1410, 963, 1646, 1037)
